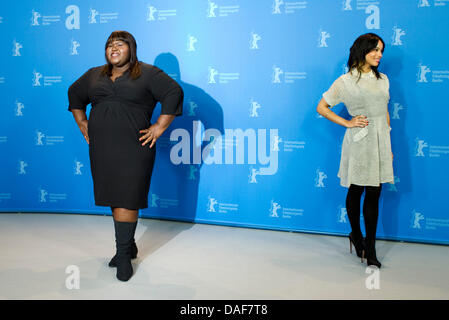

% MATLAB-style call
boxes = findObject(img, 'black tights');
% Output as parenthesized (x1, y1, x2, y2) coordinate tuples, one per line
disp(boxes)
(346, 184, 382, 243)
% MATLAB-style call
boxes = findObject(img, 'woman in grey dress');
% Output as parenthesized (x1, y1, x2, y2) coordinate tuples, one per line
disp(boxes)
(316, 33, 394, 268)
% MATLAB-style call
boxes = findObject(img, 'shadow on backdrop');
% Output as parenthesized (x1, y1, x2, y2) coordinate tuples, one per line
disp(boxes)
(140, 52, 224, 224)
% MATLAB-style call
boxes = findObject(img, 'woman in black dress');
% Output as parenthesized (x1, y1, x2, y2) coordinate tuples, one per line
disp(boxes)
(68, 31, 183, 281)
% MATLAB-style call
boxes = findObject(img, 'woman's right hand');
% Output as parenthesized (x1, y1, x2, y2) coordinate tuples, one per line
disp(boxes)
(346, 115, 369, 128)
(78, 120, 89, 144)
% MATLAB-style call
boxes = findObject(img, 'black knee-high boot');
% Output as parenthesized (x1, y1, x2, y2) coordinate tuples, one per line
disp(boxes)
(363, 185, 382, 268)
(113, 220, 136, 281)
(109, 222, 138, 267)
(346, 184, 365, 258)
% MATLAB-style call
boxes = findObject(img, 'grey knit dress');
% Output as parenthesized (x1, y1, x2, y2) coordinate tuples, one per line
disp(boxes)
(323, 69, 394, 188)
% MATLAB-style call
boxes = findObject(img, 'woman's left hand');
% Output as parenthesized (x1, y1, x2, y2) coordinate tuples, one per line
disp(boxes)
(139, 123, 164, 148)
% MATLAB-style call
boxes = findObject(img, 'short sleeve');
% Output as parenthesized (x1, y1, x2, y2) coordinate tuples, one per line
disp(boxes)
(322, 76, 344, 107)
(67, 69, 92, 112)
(147, 67, 184, 116)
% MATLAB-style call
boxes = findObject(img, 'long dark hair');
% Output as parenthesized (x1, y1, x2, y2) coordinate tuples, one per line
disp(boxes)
(101, 30, 141, 79)
(347, 33, 385, 80)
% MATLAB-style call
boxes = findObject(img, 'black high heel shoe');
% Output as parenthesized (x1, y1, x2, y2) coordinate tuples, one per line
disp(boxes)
(365, 240, 381, 268)
(349, 232, 365, 263)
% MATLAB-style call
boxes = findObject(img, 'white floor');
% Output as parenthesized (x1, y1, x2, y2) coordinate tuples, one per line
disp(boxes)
(0, 213, 448, 300)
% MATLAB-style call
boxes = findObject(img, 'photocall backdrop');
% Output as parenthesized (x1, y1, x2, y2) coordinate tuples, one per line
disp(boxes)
(1, 0, 448, 245)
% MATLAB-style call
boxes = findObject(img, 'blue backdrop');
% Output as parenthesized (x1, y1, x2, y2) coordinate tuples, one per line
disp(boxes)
(1, 0, 448, 245)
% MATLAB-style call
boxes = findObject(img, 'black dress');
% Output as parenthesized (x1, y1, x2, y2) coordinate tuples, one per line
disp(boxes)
(68, 62, 183, 209)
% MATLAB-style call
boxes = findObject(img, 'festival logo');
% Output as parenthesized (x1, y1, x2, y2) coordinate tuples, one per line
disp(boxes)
(411, 210, 425, 229)
(208, 67, 219, 84)
(338, 206, 348, 223)
(208, 67, 239, 84)
(31, 9, 41, 26)
(413, 137, 449, 158)
(207, 0, 239, 18)
(187, 99, 199, 116)
(272, 135, 282, 152)
(38, 188, 67, 203)
(35, 130, 64, 146)
(269, 200, 281, 217)
(12, 40, 22, 57)
(207, 196, 218, 212)
(272, 65, 306, 84)
(146, 4, 177, 21)
(88, 7, 118, 24)
(418, 0, 431, 7)
(18, 160, 28, 175)
(207, 1, 218, 17)
(15, 100, 25, 116)
(31, 9, 61, 26)
(150, 193, 160, 207)
(187, 165, 198, 180)
(250, 32, 261, 50)
(315, 168, 327, 188)
(88, 8, 99, 23)
(317, 29, 330, 48)
(70, 39, 80, 55)
(269, 199, 304, 219)
(342, 0, 353, 10)
(147, 5, 157, 21)
(272, 0, 307, 14)
(272, 0, 283, 14)
(36, 131, 45, 146)
(249, 98, 261, 118)
(391, 26, 406, 46)
(272, 66, 283, 83)
(391, 102, 404, 120)
(149, 192, 178, 208)
(207, 196, 238, 214)
(248, 167, 260, 184)
(32, 70, 62, 87)
(410, 210, 449, 230)
(414, 138, 428, 157)
(417, 63, 449, 83)
(419, 0, 448, 7)
(32, 70, 43, 87)
(74, 160, 83, 175)
(39, 188, 48, 203)
(417, 63, 431, 83)
(187, 35, 198, 52)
